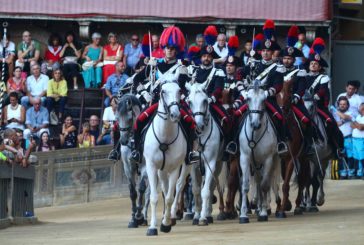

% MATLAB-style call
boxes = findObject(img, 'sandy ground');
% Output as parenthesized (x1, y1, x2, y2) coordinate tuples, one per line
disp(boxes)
(1, 179, 364, 245)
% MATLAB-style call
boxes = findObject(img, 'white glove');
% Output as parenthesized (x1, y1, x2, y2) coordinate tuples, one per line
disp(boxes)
(292, 97, 299, 104)
(313, 94, 320, 101)
(148, 57, 157, 67)
(233, 101, 240, 110)
(136, 84, 145, 92)
(229, 83, 236, 90)
(126, 77, 133, 84)
(178, 65, 188, 75)
(208, 96, 216, 104)
(141, 91, 152, 103)
(264, 90, 269, 99)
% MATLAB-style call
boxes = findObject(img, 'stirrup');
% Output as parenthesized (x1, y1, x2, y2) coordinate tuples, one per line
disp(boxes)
(107, 149, 120, 161)
(225, 141, 238, 155)
(188, 151, 200, 165)
(277, 142, 288, 155)
(129, 150, 141, 164)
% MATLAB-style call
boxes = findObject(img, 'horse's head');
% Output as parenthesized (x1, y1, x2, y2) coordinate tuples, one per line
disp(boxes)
(186, 82, 209, 132)
(303, 90, 315, 115)
(246, 80, 266, 130)
(160, 76, 181, 123)
(117, 94, 141, 145)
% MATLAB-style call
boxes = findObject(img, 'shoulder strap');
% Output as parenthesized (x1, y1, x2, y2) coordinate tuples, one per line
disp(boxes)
(309, 74, 324, 91)
(283, 69, 299, 82)
(204, 67, 217, 89)
(256, 63, 277, 82)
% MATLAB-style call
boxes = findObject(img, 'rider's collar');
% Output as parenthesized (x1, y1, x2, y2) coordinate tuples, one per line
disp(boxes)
(261, 59, 274, 65)
(285, 65, 295, 71)
(308, 71, 320, 76)
(164, 58, 177, 64)
(200, 64, 213, 70)
(227, 74, 234, 80)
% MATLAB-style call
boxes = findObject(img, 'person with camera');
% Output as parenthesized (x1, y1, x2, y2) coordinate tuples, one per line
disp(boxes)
(60, 115, 77, 149)
(3, 92, 25, 131)
(101, 96, 117, 145)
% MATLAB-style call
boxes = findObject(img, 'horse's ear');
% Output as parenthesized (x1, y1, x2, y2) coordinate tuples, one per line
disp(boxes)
(185, 82, 192, 92)
(126, 98, 132, 110)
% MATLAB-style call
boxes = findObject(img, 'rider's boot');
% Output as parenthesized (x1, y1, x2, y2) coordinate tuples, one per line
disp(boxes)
(108, 128, 121, 161)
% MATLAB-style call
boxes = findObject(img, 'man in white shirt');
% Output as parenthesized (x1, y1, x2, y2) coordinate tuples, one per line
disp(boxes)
(20, 63, 49, 108)
(0, 34, 16, 81)
(336, 80, 362, 118)
(333, 97, 354, 179)
(213, 34, 228, 65)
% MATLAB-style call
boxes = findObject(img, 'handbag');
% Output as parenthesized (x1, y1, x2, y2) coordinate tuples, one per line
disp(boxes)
(50, 110, 59, 126)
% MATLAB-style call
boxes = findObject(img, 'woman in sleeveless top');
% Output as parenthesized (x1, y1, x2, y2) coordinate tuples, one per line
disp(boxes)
(7, 66, 26, 98)
(60, 115, 77, 149)
(78, 122, 95, 148)
(3, 92, 25, 131)
(81, 33, 103, 88)
(102, 32, 123, 85)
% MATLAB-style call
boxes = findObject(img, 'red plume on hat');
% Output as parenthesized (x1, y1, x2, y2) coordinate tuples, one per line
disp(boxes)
(141, 34, 151, 57)
(310, 37, 325, 55)
(188, 46, 201, 59)
(159, 26, 186, 53)
(263, 19, 275, 40)
(204, 25, 218, 46)
(287, 25, 299, 47)
(253, 33, 264, 50)
(228, 35, 239, 56)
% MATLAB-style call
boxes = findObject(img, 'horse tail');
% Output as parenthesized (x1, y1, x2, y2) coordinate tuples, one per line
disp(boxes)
(218, 160, 229, 194)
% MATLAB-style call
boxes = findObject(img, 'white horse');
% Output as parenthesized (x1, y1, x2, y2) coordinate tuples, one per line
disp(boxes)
(116, 94, 150, 228)
(239, 80, 281, 223)
(186, 82, 227, 226)
(143, 76, 187, 236)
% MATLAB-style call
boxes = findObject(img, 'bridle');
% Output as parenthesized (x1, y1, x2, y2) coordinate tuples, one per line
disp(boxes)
(157, 81, 180, 120)
(118, 105, 136, 146)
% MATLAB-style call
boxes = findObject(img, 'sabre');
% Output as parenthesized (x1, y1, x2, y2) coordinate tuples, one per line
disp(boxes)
(148, 31, 156, 106)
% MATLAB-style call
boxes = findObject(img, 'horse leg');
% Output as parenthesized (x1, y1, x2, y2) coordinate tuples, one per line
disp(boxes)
(160, 167, 180, 233)
(190, 165, 202, 225)
(277, 159, 294, 218)
(307, 174, 320, 212)
(171, 164, 190, 225)
(317, 160, 328, 206)
(225, 157, 239, 219)
(142, 174, 150, 226)
(294, 157, 309, 215)
(199, 161, 215, 226)
(145, 163, 159, 236)
(239, 154, 250, 224)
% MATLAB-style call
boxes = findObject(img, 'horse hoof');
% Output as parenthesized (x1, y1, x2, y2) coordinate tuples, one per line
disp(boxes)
(184, 213, 194, 221)
(239, 217, 249, 224)
(136, 217, 145, 226)
(146, 228, 158, 236)
(176, 210, 184, 220)
(257, 215, 268, 222)
(267, 209, 272, 216)
(307, 206, 319, 213)
(171, 218, 177, 226)
(285, 200, 293, 211)
(142, 220, 148, 226)
(128, 220, 138, 228)
(198, 219, 208, 226)
(275, 211, 286, 219)
(160, 223, 172, 233)
(294, 207, 303, 215)
(250, 201, 257, 210)
(207, 216, 214, 224)
(192, 219, 199, 225)
(212, 195, 217, 204)
(317, 199, 325, 207)
(217, 212, 226, 221)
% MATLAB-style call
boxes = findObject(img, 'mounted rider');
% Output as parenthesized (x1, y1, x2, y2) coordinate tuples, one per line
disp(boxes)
(295, 37, 344, 157)
(126, 26, 198, 165)
(236, 19, 288, 155)
(187, 26, 237, 157)
(280, 25, 318, 151)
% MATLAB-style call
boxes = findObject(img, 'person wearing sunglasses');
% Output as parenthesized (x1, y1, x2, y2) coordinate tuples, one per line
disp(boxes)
(123, 34, 142, 76)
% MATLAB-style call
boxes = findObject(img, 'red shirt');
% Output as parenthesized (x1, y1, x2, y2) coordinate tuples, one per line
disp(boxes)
(152, 47, 164, 59)
(44, 46, 62, 62)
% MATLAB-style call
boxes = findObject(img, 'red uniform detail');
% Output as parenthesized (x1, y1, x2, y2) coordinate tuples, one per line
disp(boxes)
(134, 103, 159, 130)
(235, 104, 248, 117)
(180, 109, 196, 129)
(292, 105, 310, 124)
(264, 101, 283, 121)
(317, 108, 332, 123)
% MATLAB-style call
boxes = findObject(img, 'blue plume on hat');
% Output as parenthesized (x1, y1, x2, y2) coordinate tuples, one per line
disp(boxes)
(141, 34, 150, 57)
(253, 33, 264, 50)
(287, 25, 299, 47)
(203, 25, 218, 46)
(263, 19, 275, 40)
(228, 35, 239, 56)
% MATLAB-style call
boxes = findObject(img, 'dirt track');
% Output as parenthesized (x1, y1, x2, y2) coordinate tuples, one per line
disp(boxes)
(1, 180, 364, 245)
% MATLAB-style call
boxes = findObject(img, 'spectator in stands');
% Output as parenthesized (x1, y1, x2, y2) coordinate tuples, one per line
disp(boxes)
(104, 61, 128, 107)
(123, 34, 142, 76)
(3, 92, 25, 131)
(41, 33, 62, 76)
(294, 32, 310, 67)
(0, 33, 16, 82)
(78, 121, 95, 148)
(89, 114, 105, 145)
(16, 31, 40, 74)
(36, 131, 55, 152)
(7, 66, 26, 98)
(60, 31, 82, 90)
(213, 33, 228, 64)
(102, 32, 123, 85)
(81, 32, 103, 88)
(240, 40, 252, 66)
(46, 69, 68, 121)
(24, 97, 49, 142)
(101, 96, 118, 145)
(351, 103, 364, 179)
(21, 63, 49, 108)
(189, 34, 205, 48)
(151, 34, 164, 58)
(337, 80, 362, 118)
(333, 97, 354, 179)
(60, 115, 77, 149)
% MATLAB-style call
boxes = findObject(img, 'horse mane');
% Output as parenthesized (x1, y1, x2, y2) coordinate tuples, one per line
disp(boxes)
(118, 94, 141, 114)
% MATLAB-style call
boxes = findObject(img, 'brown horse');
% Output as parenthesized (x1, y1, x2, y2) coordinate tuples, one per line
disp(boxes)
(276, 77, 310, 217)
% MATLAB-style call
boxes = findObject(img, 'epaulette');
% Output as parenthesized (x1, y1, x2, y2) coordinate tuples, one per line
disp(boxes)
(215, 68, 226, 77)
(320, 75, 330, 84)
(297, 69, 307, 77)
(275, 64, 286, 73)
